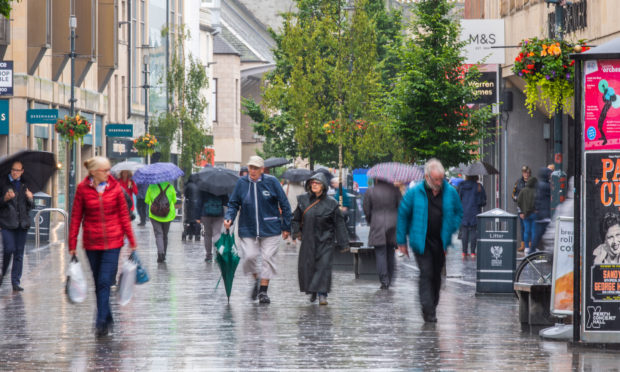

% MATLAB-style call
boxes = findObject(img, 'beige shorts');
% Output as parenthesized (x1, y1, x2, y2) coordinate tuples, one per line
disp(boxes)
(238, 235, 281, 280)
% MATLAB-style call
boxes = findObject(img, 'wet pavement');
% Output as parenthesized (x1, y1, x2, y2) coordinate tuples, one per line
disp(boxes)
(1, 221, 620, 370)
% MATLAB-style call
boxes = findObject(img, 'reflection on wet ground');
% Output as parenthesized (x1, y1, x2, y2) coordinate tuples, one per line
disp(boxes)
(0, 222, 619, 370)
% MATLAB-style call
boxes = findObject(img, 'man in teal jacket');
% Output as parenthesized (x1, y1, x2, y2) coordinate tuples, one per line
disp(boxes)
(396, 159, 462, 323)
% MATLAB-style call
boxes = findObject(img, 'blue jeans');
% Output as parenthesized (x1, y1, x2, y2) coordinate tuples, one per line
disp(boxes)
(2, 228, 28, 286)
(522, 214, 536, 250)
(86, 248, 121, 330)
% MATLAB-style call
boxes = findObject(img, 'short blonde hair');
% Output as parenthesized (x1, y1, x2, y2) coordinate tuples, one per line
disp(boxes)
(83, 156, 110, 174)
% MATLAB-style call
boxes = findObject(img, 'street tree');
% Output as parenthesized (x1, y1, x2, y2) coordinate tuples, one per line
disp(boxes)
(0, 0, 20, 18)
(389, 0, 495, 168)
(151, 26, 212, 178)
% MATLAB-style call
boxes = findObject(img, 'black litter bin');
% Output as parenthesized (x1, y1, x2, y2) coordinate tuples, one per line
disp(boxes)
(28, 191, 52, 242)
(476, 208, 518, 293)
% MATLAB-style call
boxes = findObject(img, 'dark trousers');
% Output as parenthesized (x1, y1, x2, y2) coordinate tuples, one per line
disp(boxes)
(460, 225, 477, 254)
(374, 244, 396, 287)
(414, 242, 445, 317)
(532, 220, 550, 251)
(1, 228, 28, 286)
(151, 219, 171, 255)
(137, 198, 147, 224)
(86, 248, 121, 330)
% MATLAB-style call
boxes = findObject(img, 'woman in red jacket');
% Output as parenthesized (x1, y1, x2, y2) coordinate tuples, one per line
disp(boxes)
(69, 156, 137, 337)
(117, 170, 138, 212)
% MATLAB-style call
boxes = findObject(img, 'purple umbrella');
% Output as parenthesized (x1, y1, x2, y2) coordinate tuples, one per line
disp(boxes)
(367, 162, 423, 184)
(132, 162, 184, 185)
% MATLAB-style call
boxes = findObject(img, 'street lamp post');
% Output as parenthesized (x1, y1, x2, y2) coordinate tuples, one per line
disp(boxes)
(67, 14, 77, 214)
(142, 52, 150, 164)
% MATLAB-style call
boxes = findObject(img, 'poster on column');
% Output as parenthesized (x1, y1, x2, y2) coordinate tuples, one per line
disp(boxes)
(583, 152, 620, 341)
(584, 60, 620, 150)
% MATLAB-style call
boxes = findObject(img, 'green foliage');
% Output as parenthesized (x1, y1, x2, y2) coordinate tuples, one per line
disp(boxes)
(0, 0, 20, 18)
(151, 25, 211, 179)
(241, 98, 297, 159)
(389, 0, 496, 168)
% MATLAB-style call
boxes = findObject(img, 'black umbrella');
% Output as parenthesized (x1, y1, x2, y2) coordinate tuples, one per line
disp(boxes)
(281, 168, 313, 183)
(312, 168, 333, 182)
(464, 161, 499, 176)
(0, 150, 57, 193)
(194, 167, 239, 196)
(264, 157, 290, 168)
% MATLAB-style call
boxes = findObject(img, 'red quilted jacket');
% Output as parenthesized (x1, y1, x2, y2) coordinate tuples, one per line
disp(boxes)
(69, 175, 136, 251)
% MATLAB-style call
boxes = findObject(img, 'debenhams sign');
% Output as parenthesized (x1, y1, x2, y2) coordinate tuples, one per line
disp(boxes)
(460, 19, 505, 65)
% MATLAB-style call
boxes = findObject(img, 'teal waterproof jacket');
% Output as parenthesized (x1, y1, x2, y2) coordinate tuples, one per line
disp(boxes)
(396, 180, 463, 255)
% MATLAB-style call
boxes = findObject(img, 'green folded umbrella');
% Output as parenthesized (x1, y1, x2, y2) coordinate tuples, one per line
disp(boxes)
(214, 230, 240, 303)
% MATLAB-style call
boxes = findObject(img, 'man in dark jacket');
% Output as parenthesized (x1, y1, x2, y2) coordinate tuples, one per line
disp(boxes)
(517, 176, 538, 254)
(224, 156, 292, 304)
(512, 165, 531, 252)
(363, 179, 401, 289)
(457, 175, 486, 258)
(532, 167, 552, 252)
(198, 191, 227, 262)
(182, 178, 202, 242)
(0, 161, 34, 291)
(136, 182, 148, 226)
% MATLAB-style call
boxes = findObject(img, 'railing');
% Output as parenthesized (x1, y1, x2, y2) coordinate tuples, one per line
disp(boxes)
(34, 208, 68, 250)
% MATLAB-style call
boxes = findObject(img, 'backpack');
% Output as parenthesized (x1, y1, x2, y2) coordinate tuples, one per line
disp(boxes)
(203, 196, 223, 217)
(150, 184, 171, 217)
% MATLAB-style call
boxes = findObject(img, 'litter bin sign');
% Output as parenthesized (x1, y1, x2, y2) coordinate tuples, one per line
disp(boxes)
(28, 191, 52, 242)
(476, 208, 518, 293)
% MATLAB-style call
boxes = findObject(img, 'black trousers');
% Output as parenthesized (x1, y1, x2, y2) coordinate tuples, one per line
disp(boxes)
(460, 225, 477, 254)
(137, 198, 147, 224)
(374, 244, 395, 287)
(414, 242, 445, 317)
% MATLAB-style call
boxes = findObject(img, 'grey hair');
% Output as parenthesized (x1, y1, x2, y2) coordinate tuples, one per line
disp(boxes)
(424, 158, 445, 176)
(83, 156, 110, 173)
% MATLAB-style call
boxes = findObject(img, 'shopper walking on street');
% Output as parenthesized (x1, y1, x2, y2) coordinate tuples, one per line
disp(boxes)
(457, 175, 486, 258)
(224, 156, 292, 304)
(363, 179, 402, 289)
(396, 159, 462, 323)
(146, 181, 177, 263)
(136, 183, 148, 226)
(292, 173, 348, 305)
(532, 167, 552, 252)
(69, 156, 137, 337)
(117, 170, 138, 214)
(0, 161, 34, 291)
(517, 176, 538, 254)
(512, 165, 531, 252)
(199, 191, 227, 262)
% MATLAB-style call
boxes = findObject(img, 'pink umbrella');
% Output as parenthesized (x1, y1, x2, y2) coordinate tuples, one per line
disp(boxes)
(367, 162, 424, 183)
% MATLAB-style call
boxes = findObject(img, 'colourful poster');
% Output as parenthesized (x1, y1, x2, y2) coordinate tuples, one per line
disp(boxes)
(584, 60, 620, 150)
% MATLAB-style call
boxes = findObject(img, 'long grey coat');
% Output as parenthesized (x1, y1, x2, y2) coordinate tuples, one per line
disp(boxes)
(363, 180, 402, 247)
(292, 173, 348, 294)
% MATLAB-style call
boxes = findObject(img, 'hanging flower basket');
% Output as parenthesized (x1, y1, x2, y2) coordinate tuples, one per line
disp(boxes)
(133, 133, 159, 156)
(512, 37, 589, 117)
(54, 114, 92, 149)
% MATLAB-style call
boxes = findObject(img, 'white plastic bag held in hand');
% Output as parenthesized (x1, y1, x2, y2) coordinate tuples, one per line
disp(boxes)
(117, 258, 137, 306)
(65, 255, 87, 304)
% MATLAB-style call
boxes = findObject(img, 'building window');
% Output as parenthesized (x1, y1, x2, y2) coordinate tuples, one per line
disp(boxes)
(211, 78, 217, 123)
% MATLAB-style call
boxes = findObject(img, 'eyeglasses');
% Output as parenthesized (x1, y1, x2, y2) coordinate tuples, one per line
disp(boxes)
(96, 169, 111, 173)
(11, 168, 23, 172)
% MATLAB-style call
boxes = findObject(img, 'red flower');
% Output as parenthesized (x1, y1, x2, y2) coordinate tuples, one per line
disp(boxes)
(527, 64, 535, 70)
(570, 60, 575, 66)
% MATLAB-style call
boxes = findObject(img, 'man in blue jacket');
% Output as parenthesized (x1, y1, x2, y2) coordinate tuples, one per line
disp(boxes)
(396, 159, 462, 323)
(224, 156, 292, 304)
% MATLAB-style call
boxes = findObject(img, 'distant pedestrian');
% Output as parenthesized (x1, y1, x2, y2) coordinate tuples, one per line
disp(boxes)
(182, 178, 202, 242)
(0, 161, 34, 291)
(517, 176, 538, 254)
(292, 173, 348, 305)
(224, 156, 292, 304)
(512, 165, 531, 252)
(532, 167, 552, 252)
(363, 179, 402, 289)
(396, 159, 462, 323)
(117, 170, 138, 214)
(239, 166, 248, 177)
(146, 180, 177, 263)
(542, 177, 574, 251)
(136, 183, 148, 226)
(198, 191, 227, 262)
(69, 156, 136, 337)
(284, 180, 305, 247)
(457, 175, 486, 258)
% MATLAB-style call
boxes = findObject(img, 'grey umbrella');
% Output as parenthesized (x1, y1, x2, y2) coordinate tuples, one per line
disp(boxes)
(264, 157, 290, 168)
(111, 161, 145, 177)
(464, 161, 499, 176)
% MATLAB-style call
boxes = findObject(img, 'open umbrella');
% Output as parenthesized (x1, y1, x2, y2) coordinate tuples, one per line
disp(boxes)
(193, 167, 239, 196)
(264, 157, 290, 168)
(281, 168, 313, 183)
(464, 161, 499, 176)
(132, 162, 184, 185)
(110, 161, 145, 177)
(367, 162, 424, 184)
(312, 168, 333, 182)
(214, 230, 240, 303)
(0, 150, 57, 193)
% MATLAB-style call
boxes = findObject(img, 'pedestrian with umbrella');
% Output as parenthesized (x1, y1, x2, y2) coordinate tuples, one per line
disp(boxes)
(68, 156, 137, 337)
(135, 162, 184, 263)
(292, 172, 348, 305)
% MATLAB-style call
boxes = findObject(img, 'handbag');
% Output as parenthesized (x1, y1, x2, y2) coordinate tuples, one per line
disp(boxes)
(131, 251, 149, 285)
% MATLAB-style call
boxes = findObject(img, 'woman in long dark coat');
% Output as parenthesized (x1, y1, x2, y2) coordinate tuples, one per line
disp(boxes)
(292, 172, 348, 305)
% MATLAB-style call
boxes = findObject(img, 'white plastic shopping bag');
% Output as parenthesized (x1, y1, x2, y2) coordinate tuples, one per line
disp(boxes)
(117, 258, 137, 306)
(65, 255, 87, 304)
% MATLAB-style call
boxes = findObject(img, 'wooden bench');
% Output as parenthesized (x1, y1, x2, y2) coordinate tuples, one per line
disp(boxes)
(513, 282, 555, 326)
